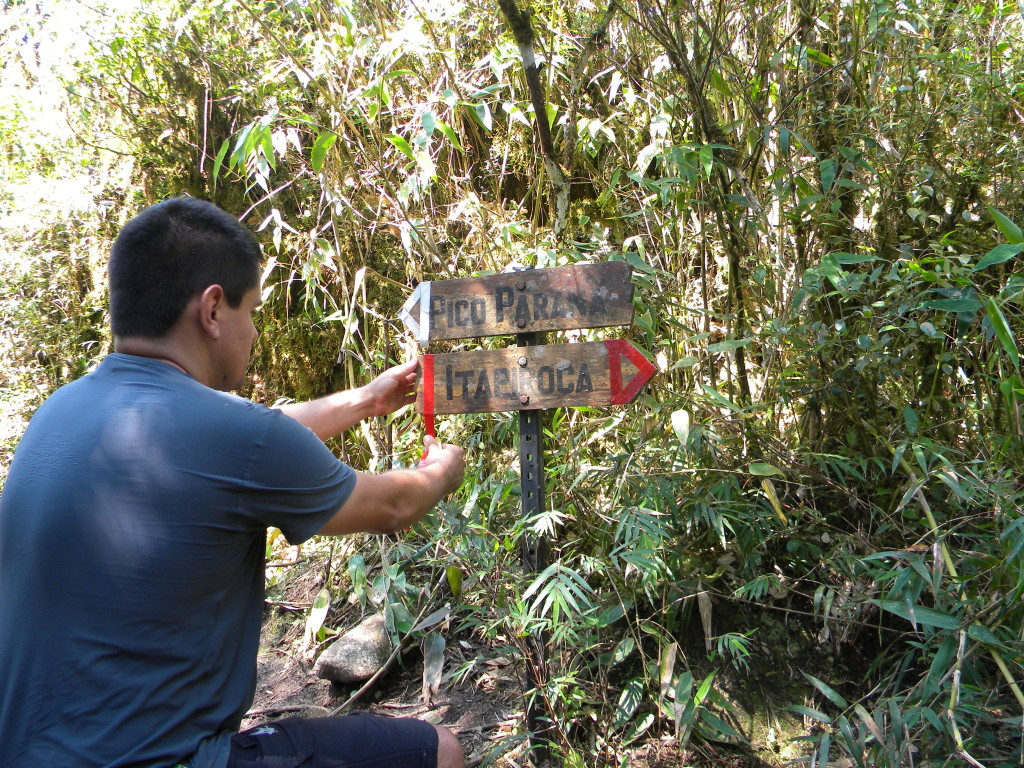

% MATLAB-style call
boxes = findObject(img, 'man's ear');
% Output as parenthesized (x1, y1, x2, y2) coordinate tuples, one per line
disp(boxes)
(197, 284, 226, 340)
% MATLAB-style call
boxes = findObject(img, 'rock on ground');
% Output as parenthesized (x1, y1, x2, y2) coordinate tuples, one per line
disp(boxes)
(314, 612, 392, 684)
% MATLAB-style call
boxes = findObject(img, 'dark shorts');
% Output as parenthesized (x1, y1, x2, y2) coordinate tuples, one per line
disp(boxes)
(226, 712, 439, 768)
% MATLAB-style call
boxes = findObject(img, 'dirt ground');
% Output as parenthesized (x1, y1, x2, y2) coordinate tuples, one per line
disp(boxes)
(245, 546, 788, 768)
(243, 629, 524, 767)
(242, 634, 781, 767)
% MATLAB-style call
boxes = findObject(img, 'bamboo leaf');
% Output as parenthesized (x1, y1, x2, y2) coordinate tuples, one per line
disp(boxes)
(985, 297, 1020, 370)
(445, 566, 462, 598)
(919, 298, 982, 313)
(659, 642, 677, 708)
(385, 134, 416, 161)
(974, 243, 1023, 272)
(671, 409, 690, 448)
(989, 206, 1024, 244)
(700, 708, 746, 742)
(611, 636, 635, 666)
(695, 672, 715, 704)
(967, 623, 1003, 648)
(802, 672, 849, 708)
(421, 632, 445, 705)
(820, 157, 837, 193)
(435, 120, 463, 152)
(785, 704, 833, 724)
(613, 678, 644, 729)
(874, 600, 960, 629)
(421, 110, 436, 137)
(303, 588, 331, 647)
(211, 138, 231, 189)
(699, 145, 713, 180)
(411, 604, 451, 634)
(707, 338, 751, 354)
(310, 131, 337, 173)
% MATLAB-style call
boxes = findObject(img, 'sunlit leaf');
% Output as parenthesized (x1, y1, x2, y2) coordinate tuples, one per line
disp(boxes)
(385, 134, 416, 161)
(303, 588, 331, 647)
(435, 120, 463, 152)
(659, 642, 677, 708)
(671, 409, 690, 448)
(421, 110, 436, 137)
(806, 47, 835, 66)
(310, 131, 337, 173)
(761, 478, 787, 523)
(613, 678, 644, 729)
(211, 139, 231, 189)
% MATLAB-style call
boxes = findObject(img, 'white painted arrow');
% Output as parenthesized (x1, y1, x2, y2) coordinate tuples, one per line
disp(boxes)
(398, 282, 432, 347)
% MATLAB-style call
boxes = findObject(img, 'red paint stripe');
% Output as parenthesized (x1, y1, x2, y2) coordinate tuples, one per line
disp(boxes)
(606, 340, 625, 404)
(421, 354, 436, 437)
(418, 354, 436, 468)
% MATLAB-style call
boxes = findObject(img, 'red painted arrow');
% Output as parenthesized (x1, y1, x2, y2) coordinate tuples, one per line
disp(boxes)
(605, 339, 657, 405)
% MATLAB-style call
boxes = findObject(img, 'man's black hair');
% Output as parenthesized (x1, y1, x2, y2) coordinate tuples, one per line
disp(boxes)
(109, 198, 263, 338)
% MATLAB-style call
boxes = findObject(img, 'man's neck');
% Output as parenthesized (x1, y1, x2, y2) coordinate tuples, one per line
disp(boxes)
(114, 337, 195, 379)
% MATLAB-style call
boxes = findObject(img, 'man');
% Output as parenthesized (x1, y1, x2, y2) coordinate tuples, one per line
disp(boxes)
(0, 198, 466, 768)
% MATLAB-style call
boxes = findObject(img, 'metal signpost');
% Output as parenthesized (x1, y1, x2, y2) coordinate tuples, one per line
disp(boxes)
(399, 262, 655, 762)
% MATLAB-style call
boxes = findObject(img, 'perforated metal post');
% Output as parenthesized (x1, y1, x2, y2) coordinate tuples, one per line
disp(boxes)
(517, 331, 551, 764)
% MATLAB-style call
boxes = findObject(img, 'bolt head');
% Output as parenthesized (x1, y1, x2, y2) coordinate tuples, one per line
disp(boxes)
(518, 356, 528, 366)
(519, 395, 530, 405)
(516, 318, 527, 329)
(516, 280, 526, 291)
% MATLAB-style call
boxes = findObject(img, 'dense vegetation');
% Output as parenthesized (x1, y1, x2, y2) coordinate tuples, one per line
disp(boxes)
(2, 0, 1023, 764)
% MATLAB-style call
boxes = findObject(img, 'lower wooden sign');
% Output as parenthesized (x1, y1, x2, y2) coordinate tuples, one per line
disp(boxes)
(416, 340, 656, 414)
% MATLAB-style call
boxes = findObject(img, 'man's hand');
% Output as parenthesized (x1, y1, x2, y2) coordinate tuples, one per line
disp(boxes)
(417, 435, 465, 493)
(318, 434, 467, 536)
(358, 358, 420, 418)
(278, 358, 420, 440)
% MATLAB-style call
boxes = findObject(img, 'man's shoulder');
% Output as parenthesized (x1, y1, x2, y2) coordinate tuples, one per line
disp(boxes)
(38, 353, 275, 431)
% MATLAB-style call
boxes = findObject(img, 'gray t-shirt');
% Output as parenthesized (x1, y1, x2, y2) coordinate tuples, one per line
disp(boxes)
(0, 354, 357, 768)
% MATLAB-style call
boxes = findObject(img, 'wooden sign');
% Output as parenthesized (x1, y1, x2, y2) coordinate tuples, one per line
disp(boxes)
(416, 340, 656, 414)
(399, 262, 634, 343)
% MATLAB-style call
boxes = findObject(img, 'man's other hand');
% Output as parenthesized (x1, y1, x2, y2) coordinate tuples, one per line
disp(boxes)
(417, 435, 465, 493)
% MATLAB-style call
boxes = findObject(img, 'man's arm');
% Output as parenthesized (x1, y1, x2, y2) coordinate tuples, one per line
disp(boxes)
(318, 436, 465, 535)
(277, 359, 419, 441)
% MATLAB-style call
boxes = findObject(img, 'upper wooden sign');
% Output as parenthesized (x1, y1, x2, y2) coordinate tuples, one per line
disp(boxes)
(416, 340, 656, 414)
(399, 262, 634, 343)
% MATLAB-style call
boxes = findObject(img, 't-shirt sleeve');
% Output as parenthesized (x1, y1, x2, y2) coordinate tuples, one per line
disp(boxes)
(236, 407, 357, 544)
